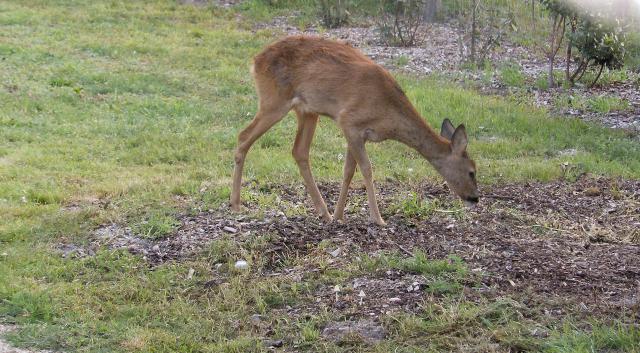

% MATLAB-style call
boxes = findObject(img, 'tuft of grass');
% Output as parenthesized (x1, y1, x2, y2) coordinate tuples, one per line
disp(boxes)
(500, 63, 526, 87)
(383, 297, 542, 352)
(586, 95, 631, 114)
(133, 211, 179, 239)
(546, 323, 640, 353)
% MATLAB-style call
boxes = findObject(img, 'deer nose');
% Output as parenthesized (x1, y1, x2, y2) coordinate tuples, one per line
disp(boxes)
(466, 196, 479, 204)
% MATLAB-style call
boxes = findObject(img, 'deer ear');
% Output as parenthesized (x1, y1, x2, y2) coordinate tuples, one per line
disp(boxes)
(441, 119, 455, 140)
(451, 124, 468, 155)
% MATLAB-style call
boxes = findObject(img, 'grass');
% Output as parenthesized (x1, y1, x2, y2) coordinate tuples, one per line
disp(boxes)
(0, 0, 639, 352)
(500, 63, 527, 87)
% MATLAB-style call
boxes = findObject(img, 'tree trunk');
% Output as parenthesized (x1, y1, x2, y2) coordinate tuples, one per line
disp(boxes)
(471, 0, 478, 64)
(531, 0, 535, 31)
(423, 0, 442, 23)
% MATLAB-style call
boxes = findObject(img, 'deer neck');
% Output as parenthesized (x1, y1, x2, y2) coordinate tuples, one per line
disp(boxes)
(391, 108, 451, 166)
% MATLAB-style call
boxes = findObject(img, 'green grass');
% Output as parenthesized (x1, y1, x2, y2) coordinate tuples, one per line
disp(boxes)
(500, 63, 527, 87)
(1, 0, 639, 352)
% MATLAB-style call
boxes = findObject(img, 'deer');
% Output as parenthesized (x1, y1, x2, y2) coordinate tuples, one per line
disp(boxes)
(231, 36, 479, 226)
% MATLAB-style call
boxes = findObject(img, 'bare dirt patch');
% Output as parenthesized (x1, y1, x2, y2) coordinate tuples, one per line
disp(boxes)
(62, 177, 640, 321)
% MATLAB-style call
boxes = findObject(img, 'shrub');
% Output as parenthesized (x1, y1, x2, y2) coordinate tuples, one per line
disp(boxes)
(377, 0, 425, 47)
(316, 0, 350, 28)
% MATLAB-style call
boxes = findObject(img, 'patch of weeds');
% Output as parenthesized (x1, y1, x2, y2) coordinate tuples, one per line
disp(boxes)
(535, 71, 565, 90)
(500, 63, 526, 87)
(586, 95, 631, 114)
(388, 192, 441, 218)
(133, 211, 178, 239)
(205, 236, 242, 265)
(360, 251, 467, 281)
(579, 68, 629, 87)
(298, 320, 321, 345)
(26, 189, 63, 205)
(546, 323, 640, 353)
(389, 192, 465, 220)
(554, 94, 587, 111)
(201, 185, 232, 209)
(384, 297, 541, 351)
(393, 55, 410, 67)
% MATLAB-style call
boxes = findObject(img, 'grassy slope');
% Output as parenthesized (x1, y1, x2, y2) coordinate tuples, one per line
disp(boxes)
(0, 0, 639, 352)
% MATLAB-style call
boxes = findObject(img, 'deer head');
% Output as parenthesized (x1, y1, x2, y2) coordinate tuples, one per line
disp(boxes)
(436, 119, 479, 205)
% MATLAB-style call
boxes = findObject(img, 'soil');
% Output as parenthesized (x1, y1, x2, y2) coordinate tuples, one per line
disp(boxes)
(60, 177, 640, 323)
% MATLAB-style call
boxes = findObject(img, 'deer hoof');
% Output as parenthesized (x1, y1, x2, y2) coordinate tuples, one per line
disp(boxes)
(370, 218, 387, 227)
(321, 213, 334, 223)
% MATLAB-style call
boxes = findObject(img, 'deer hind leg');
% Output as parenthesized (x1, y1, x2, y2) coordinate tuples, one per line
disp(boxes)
(333, 148, 356, 221)
(231, 103, 290, 211)
(342, 131, 386, 226)
(292, 110, 332, 222)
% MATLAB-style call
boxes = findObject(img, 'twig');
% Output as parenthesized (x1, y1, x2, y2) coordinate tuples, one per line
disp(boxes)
(394, 242, 414, 257)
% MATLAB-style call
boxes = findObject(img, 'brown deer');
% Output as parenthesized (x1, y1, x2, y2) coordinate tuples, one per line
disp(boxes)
(231, 36, 479, 226)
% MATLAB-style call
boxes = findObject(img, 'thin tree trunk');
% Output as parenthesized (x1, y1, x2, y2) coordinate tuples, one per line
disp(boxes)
(471, 0, 478, 64)
(546, 15, 566, 88)
(531, 0, 536, 31)
(590, 64, 605, 88)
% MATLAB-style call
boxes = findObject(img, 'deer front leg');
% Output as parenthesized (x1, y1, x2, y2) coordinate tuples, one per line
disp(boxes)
(344, 137, 386, 226)
(292, 111, 332, 222)
(231, 104, 290, 211)
(333, 148, 356, 221)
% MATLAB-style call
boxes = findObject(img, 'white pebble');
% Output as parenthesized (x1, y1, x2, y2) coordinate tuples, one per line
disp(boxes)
(234, 260, 249, 270)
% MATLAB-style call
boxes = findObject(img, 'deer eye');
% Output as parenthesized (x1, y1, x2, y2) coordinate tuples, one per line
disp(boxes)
(469, 171, 475, 179)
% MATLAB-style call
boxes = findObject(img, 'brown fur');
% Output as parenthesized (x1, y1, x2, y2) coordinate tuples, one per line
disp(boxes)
(231, 36, 479, 225)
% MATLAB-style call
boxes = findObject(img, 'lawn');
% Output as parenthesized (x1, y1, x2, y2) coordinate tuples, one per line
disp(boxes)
(1, 0, 639, 352)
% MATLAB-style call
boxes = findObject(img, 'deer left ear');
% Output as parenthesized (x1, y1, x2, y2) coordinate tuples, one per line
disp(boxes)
(451, 124, 468, 155)
(441, 119, 456, 140)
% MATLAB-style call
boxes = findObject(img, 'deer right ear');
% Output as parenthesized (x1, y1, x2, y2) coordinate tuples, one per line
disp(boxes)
(441, 119, 455, 140)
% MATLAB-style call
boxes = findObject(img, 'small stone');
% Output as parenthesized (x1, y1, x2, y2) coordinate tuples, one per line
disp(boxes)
(152, 245, 160, 252)
(223, 226, 238, 233)
(388, 297, 401, 303)
(234, 260, 249, 270)
(265, 339, 283, 348)
(187, 268, 195, 280)
(250, 314, 262, 324)
(329, 248, 342, 257)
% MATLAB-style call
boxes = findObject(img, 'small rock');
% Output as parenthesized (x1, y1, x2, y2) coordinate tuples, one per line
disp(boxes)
(187, 268, 195, 280)
(388, 297, 402, 303)
(329, 248, 342, 257)
(152, 245, 160, 252)
(223, 226, 238, 233)
(265, 339, 283, 348)
(250, 314, 262, 325)
(234, 260, 249, 270)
